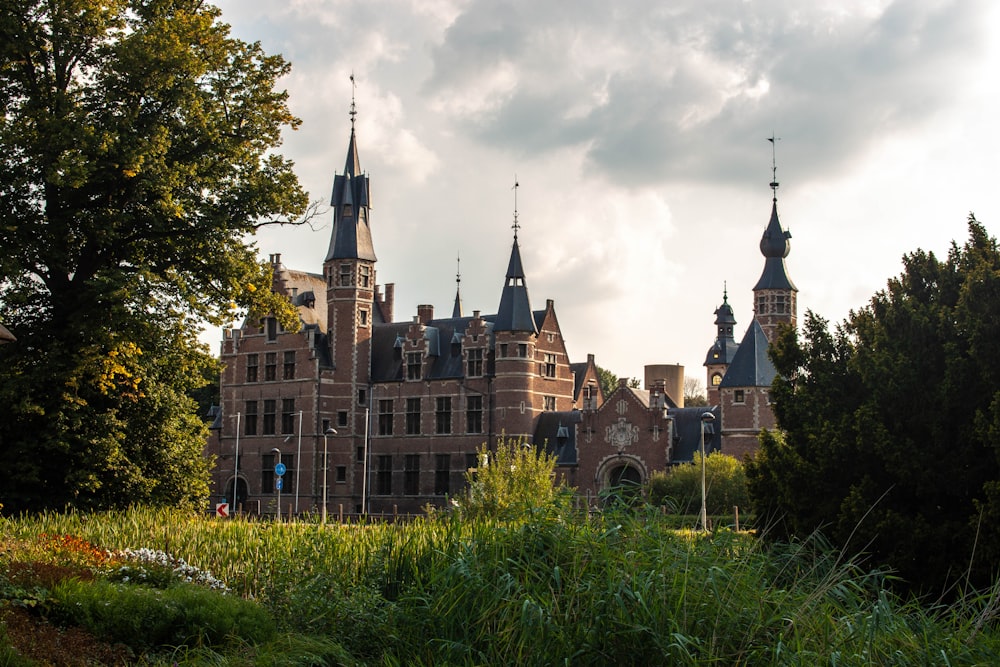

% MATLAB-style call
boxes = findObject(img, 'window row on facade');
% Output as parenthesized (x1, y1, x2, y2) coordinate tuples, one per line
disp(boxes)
(245, 351, 296, 383)
(402, 348, 559, 381)
(243, 398, 297, 436)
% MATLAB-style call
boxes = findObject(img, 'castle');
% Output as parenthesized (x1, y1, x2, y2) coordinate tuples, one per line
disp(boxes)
(206, 111, 797, 517)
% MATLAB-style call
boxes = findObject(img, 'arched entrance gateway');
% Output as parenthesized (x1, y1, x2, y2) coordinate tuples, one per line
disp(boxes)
(596, 456, 647, 505)
(224, 477, 249, 512)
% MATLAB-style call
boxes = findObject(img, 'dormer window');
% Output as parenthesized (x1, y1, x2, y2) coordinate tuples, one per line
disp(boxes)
(406, 352, 422, 381)
(343, 203, 353, 218)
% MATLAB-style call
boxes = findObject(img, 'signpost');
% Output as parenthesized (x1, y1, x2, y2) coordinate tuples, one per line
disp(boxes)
(273, 453, 285, 520)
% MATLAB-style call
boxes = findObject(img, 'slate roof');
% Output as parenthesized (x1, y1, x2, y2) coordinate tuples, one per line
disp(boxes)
(369, 309, 548, 383)
(668, 406, 721, 463)
(326, 129, 377, 262)
(754, 199, 796, 291)
(494, 240, 538, 333)
(705, 292, 740, 366)
(534, 410, 583, 465)
(718, 319, 777, 388)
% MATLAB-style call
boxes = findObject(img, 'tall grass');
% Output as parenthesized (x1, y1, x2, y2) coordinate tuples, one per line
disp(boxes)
(3, 507, 999, 665)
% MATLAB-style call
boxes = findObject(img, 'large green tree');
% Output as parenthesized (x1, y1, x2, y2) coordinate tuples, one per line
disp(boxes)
(747, 216, 1000, 593)
(0, 0, 307, 512)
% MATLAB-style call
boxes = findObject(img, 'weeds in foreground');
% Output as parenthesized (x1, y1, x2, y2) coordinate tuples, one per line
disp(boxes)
(2, 507, 999, 665)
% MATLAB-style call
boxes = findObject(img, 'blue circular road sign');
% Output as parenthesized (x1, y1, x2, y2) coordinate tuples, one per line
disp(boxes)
(275, 462, 286, 476)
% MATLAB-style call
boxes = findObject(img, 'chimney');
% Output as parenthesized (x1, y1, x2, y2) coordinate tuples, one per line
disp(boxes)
(417, 304, 434, 325)
(383, 283, 395, 322)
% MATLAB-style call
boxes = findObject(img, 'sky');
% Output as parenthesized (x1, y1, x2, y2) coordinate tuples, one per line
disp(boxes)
(209, 0, 1000, 388)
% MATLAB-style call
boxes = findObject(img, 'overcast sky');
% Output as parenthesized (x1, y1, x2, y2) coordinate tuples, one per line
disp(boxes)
(210, 0, 1000, 388)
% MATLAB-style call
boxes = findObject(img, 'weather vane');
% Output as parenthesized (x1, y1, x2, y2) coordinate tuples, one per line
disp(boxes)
(767, 134, 780, 198)
(349, 73, 357, 129)
(511, 176, 520, 240)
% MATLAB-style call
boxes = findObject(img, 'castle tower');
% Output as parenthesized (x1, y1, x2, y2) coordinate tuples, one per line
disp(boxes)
(752, 141, 797, 343)
(324, 88, 376, 444)
(492, 182, 539, 440)
(704, 287, 739, 406)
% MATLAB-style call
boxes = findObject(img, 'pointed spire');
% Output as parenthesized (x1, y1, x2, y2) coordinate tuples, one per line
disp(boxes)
(705, 285, 739, 366)
(326, 74, 375, 262)
(495, 180, 537, 333)
(452, 253, 463, 318)
(754, 136, 796, 290)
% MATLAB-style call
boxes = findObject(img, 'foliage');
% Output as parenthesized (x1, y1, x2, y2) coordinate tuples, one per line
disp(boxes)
(647, 451, 749, 515)
(684, 376, 709, 406)
(747, 216, 1000, 594)
(4, 508, 1000, 665)
(0, 0, 309, 513)
(456, 436, 569, 520)
(594, 364, 639, 398)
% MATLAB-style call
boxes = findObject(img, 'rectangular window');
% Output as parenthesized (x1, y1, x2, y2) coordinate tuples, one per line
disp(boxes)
(357, 388, 367, 406)
(757, 295, 768, 315)
(264, 352, 277, 381)
(518, 343, 528, 358)
(339, 263, 352, 286)
(281, 399, 295, 434)
(436, 396, 452, 434)
(543, 353, 556, 378)
(337, 411, 348, 428)
(283, 351, 295, 379)
(434, 454, 451, 495)
(262, 400, 276, 435)
(499, 343, 508, 358)
(406, 398, 421, 435)
(335, 466, 347, 483)
(378, 399, 394, 436)
(358, 309, 368, 326)
(376, 455, 392, 495)
(266, 317, 278, 342)
(406, 352, 422, 381)
(404, 454, 420, 495)
(775, 295, 786, 314)
(466, 348, 484, 377)
(734, 389, 746, 404)
(466, 452, 478, 472)
(466, 395, 483, 434)
(543, 395, 556, 411)
(245, 354, 259, 383)
(356, 445, 364, 462)
(359, 265, 371, 288)
(244, 401, 258, 436)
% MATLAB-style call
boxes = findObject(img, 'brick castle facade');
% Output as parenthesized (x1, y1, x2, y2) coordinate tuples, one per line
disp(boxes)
(205, 114, 796, 516)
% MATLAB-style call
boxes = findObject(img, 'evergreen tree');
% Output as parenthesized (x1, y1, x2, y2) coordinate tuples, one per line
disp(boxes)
(747, 216, 1000, 593)
(0, 0, 307, 512)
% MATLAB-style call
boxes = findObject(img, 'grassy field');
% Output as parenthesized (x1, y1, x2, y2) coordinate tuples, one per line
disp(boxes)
(2, 506, 999, 665)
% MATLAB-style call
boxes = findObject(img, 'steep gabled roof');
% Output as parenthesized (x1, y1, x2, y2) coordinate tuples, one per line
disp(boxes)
(718, 319, 777, 388)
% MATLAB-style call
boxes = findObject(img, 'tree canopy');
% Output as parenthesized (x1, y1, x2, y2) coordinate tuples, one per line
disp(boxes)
(747, 216, 1000, 594)
(0, 0, 307, 512)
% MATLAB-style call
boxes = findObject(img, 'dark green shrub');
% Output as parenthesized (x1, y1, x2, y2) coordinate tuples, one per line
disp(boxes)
(647, 452, 749, 514)
(46, 578, 275, 651)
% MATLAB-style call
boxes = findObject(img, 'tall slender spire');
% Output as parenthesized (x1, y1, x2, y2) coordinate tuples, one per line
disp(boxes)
(326, 74, 375, 262)
(495, 179, 537, 333)
(452, 253, 463, 318)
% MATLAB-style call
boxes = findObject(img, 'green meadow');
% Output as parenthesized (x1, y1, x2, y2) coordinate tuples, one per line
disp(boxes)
(3, 506, 999, 665)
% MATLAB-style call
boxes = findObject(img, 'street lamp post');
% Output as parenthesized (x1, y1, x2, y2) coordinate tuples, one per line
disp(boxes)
(699, 411, 716, 532)
(270, 447, 283, 520)
(322, 426, 337, 524)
